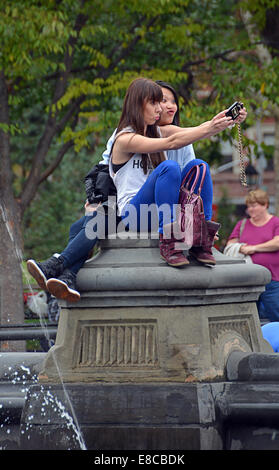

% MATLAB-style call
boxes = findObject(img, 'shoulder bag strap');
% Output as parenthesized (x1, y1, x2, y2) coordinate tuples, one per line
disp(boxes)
(181, 163, 207, 195)
(239, 218, 247, 237)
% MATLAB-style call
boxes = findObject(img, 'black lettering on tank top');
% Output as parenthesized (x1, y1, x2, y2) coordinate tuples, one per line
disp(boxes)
(133, 159, 142, 169)
(132, 159, 153, 170)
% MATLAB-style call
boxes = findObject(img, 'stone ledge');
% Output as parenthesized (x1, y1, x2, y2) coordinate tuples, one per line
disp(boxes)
(75, 237, 271, 305)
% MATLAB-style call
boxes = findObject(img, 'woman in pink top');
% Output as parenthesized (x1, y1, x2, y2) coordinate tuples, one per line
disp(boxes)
(226, 189, 279, 321)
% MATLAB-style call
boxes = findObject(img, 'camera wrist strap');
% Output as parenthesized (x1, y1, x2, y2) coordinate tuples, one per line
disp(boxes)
(237, 122, 247, 187)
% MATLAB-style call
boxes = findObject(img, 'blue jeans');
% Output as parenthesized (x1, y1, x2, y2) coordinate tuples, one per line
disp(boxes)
(122, 159, 213, 233)
(60, 214, 99, 274)
(60, 210, 122, 274)
(257, 280, 279, 322)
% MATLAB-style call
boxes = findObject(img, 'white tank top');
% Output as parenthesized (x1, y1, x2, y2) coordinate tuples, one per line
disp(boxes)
(109, 127, 166, 215)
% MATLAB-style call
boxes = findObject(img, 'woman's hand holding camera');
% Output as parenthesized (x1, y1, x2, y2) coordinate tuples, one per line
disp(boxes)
(208, 110, 233, 135)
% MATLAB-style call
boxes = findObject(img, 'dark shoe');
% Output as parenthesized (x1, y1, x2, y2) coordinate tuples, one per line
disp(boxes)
(159, 233, 189, 267)
(27, 256, 64, 290)
(189, 246, 216, 265)
(189, 220, 221, 265)
(206, 220, 221, 240)
(46, 269, 80, 303)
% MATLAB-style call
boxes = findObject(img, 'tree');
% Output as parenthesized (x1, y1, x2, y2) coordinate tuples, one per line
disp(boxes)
(0, 1, 86, 347)
(1, 0, 279, 346)
(240, 1, 279, 213)
(0, 0, 197, 340)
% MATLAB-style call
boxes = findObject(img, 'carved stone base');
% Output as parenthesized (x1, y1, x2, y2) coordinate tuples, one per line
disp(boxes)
(40, 300, 271, 383)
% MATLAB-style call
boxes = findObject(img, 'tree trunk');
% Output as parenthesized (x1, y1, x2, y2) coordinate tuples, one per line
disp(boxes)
(0, 199, 25, 351)
(0, 70, 25, 351)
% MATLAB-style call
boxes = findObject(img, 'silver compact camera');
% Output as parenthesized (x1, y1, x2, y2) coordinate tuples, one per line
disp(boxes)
(225, 101, 244, 120)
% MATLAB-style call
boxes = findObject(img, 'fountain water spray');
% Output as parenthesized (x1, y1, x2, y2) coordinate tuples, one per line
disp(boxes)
(0, 202, 87, 450)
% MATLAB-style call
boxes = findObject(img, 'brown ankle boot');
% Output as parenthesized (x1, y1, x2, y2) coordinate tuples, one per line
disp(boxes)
(189, 221, 220, 265)
(159, 223, 190, 267)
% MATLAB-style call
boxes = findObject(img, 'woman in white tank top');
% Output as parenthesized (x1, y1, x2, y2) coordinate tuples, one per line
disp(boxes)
(109, 77, 247, 267)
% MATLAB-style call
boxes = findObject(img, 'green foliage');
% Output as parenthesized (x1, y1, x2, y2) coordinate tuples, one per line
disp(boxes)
(21, 261, 33, 287)
(0, 1, 73, 77)
(22, 143, 101, 260)
(215, 188, 238, 251)
(3, 0, 279, 151)
(240, 0, 279, 28)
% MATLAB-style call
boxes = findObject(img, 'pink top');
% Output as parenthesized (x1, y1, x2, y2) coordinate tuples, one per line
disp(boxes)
(228, 216, 279, 281)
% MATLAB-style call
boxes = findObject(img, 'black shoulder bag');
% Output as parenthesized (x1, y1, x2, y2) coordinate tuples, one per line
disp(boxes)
(84, 163, 117, 212)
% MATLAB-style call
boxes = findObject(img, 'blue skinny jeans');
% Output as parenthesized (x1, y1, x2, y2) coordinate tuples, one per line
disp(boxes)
(60, 214, 100, 274)
(257, 280, 279, 322)
(60, 158, 213, 273)
(122, 159, 213, 233)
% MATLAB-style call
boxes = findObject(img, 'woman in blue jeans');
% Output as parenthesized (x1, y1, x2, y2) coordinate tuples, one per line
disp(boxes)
(27, 78, 246, 302)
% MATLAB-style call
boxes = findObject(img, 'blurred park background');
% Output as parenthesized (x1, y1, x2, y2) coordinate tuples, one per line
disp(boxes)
(0, 0, 279, 337)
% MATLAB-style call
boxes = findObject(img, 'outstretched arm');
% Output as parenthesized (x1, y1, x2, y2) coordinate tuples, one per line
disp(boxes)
(162, 106, 247, 135)
(113, 110, 233, 162)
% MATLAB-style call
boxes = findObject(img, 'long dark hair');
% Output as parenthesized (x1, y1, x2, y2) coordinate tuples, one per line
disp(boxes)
(116, 77, 165, 173)
(155, 80, 180, 126)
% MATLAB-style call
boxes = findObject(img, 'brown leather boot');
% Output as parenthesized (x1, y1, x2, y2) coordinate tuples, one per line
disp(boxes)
(159, 222, 190, 267)
(159, 234, 190, 266)
(189, 221, 220, 265)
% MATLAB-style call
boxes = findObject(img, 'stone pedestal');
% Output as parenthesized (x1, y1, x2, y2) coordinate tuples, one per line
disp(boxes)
(39, 235, 272, 383)
(20, 235, 277, 450)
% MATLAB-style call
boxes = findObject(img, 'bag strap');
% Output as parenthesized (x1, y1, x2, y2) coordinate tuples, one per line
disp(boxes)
(182, 164, 200, 191)
(239, 218, 247, 237)
(181, 163, 207, 195)
(237, 123, 247, 187)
